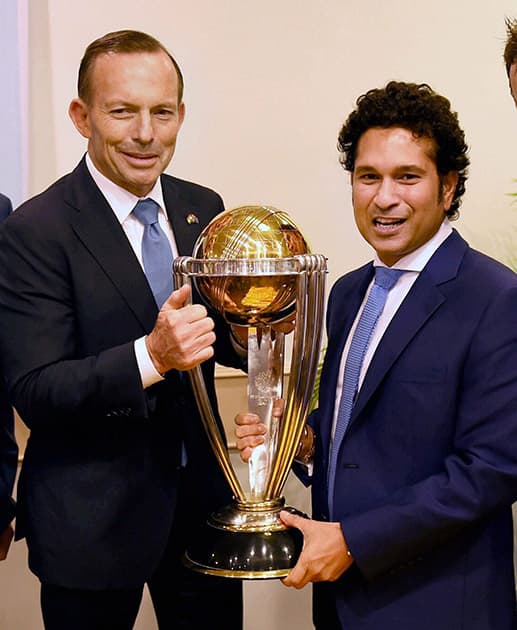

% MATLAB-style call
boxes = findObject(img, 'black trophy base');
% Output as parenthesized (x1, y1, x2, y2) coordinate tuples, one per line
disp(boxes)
(183, 503, 305, 579)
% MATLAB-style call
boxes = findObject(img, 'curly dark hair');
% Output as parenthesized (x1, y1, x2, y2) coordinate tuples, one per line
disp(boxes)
(504, 17, 517, 77)
(338, 81, 469, 219)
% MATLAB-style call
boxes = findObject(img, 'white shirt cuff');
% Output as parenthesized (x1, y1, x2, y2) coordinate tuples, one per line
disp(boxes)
(134, 337, 164, 388)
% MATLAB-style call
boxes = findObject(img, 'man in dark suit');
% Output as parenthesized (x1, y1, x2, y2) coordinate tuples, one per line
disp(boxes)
(0, 193, 17, 562)
(0, 31, 244, 630)
(237, 82, 517, 628)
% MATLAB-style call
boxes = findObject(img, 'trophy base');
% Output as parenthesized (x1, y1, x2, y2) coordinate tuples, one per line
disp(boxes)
(183, 500, 305, 579)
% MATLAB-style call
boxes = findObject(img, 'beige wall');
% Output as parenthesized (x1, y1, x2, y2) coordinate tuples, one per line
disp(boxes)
(28, 0, 517, 291)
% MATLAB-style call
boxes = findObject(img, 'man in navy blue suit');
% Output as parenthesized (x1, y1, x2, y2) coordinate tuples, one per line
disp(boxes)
(237, 82, 517, 628)
(0, 193, 17, 561)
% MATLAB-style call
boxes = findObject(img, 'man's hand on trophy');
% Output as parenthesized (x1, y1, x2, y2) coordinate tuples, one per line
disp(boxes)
(279, 510, 354, 588)
(146, 285, 216, 374)
(229, 317, 296, 352)
(272, 311, 296, 335)
(272, 321, 295, 335)
(235, 399, 284, 462)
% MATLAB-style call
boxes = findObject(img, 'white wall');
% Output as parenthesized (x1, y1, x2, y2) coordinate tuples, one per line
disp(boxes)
(0, 1, 27, 205)
(28, 0, 517, 295)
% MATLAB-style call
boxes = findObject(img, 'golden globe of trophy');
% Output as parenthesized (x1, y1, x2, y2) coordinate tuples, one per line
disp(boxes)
(174, 205, 326, 578)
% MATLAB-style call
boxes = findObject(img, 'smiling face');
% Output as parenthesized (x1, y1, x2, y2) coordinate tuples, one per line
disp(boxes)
(351, 127, 458, 266)
(69, 50, 185, 197)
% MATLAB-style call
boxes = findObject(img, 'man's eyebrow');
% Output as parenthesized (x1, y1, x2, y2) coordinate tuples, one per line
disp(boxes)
(354, 163, 426, 173)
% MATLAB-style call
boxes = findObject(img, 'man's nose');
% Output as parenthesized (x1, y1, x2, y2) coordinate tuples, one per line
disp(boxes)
(133, 111, 153, 144)
(374, 178, 399, 208)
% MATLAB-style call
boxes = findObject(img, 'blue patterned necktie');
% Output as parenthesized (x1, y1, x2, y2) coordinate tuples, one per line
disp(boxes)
(132, 198, 174, 308)
(327, 266, 406, 518)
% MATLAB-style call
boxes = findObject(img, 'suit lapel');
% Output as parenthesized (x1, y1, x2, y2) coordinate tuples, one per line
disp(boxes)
(66, 159, 157, 332)
(351, 280, 444, 423)
(161, 175, 206, 257)
(348, 230, 468, 430)
(318, 265, 373, 452)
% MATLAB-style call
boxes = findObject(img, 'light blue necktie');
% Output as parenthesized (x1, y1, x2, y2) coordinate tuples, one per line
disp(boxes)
(327, 266, 406, 518)
(133, 198, 187, 465)
(132, 198, 174, 308)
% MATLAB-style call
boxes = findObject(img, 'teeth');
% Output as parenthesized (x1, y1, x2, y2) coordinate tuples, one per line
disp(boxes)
(375, 218, 402, 225)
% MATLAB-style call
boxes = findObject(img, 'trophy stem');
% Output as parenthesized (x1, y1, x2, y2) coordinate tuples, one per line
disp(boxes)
(265, 254, 327, 499)
(174, 271, 246, 503)
(188, 366, 246, 503)
(247, 326, 284, 498)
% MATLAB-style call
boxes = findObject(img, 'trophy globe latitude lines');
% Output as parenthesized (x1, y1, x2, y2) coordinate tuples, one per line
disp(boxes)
(174, 205, 327, 579)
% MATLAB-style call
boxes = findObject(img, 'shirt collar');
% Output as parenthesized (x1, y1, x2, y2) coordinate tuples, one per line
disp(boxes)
(85, 153, 166, 224)
(373, 219, 453, 272)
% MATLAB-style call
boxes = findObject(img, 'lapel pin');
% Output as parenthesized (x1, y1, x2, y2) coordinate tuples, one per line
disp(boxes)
(186, 213, 199, 224)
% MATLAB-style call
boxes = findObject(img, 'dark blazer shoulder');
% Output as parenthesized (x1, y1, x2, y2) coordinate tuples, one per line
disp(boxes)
(0, 193, 12, 221)
(11, 166, 82, 229)
(161, 172, 223, 203)
(327, 261, 373, 329)
(6, 160, 117, 247)
(460, 243, 517, 287)
(331, 260, 373, 295)
(161, 172, 225, 258)
(422, 229, 517, 301)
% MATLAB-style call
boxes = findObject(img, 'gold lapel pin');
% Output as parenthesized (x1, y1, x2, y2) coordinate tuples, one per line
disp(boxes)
(186, 213, 199, 224)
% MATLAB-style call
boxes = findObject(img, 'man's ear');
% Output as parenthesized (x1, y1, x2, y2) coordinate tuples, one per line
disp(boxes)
(178, 101, 186, 129)
(69, 98, 91, 139)
(442, 171, 459, 211)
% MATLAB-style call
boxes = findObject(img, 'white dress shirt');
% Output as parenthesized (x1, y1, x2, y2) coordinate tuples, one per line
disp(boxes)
(330, 220, 453, 441)
(85, 154, 177, 389)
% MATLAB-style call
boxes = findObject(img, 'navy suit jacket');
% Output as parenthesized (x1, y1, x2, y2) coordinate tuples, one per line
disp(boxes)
(309, 230, 517, 629)
(0, 193, 16, 533)
(0, 159, 243, 588)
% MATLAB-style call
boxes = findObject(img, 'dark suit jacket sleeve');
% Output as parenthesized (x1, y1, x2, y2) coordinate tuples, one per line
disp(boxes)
(0, 193, 13, 222)
(0, 211, 147, 430)
(0, 194, 16, 529)
(0, 380, 16, 531)
(340, 281, 517, 579)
